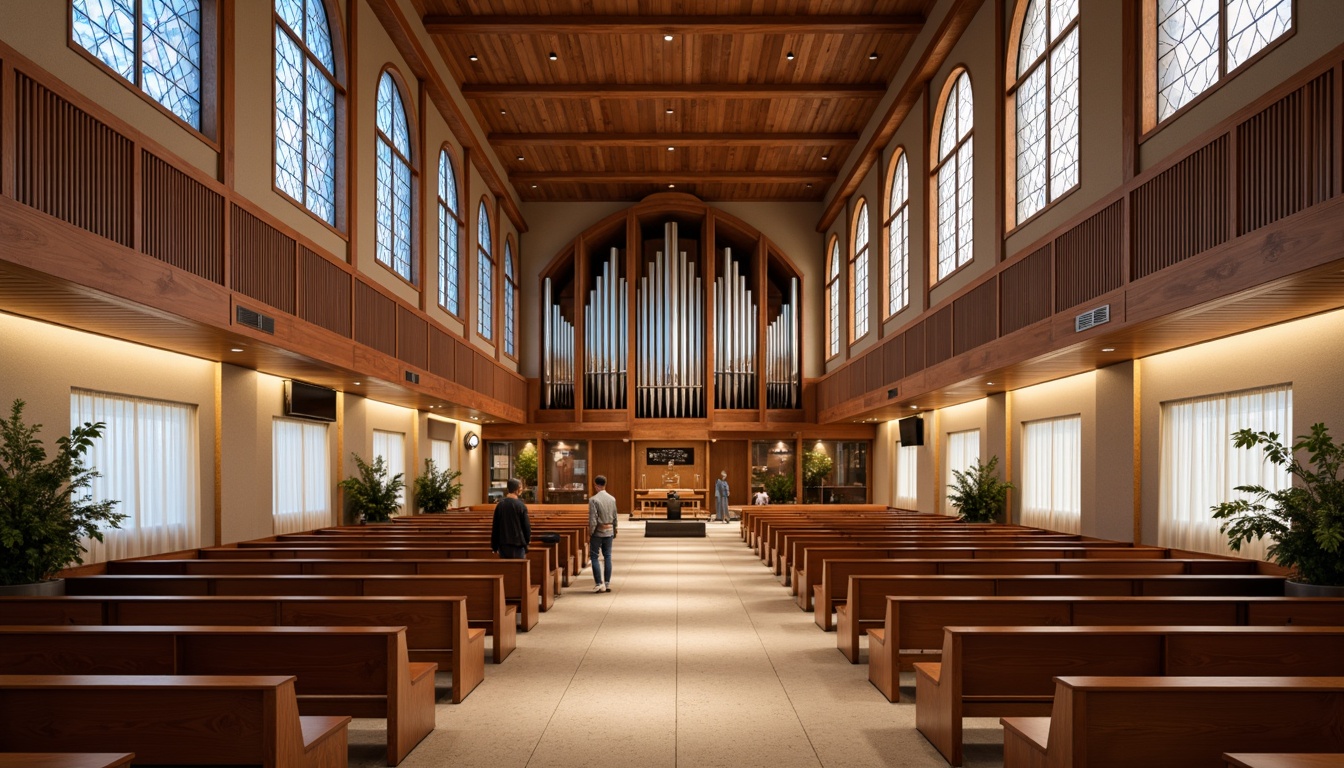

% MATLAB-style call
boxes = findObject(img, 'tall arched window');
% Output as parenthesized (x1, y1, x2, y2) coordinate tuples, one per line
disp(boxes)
(885, 150, 910, 317)
(1151, 0, 1292, 125)
(849, 200, 870, 342)
(503, 238, 518, 358)
(275, 0, 340, 225)
(437, 148, 462, 315)
(933, 69, 974, 281)
(72, 0, 208, 131)
(1011, 0, 1080, 224)
(374, 71, 414, 282)
(477, 200, 494, 340)
(826, 236, 841, 359)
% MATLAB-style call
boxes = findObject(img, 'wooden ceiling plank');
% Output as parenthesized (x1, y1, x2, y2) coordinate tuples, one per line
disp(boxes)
(513, 171, 834, 184)
(462, 83, 887, 99)
(423, 14, 925, 36)
(489, 131, 859, 146)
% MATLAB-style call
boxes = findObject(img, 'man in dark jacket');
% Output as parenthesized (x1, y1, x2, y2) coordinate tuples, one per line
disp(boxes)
(491, 477, 531, 559)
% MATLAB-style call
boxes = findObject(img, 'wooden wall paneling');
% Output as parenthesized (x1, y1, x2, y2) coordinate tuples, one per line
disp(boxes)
(714, 439, 750, 506)
(1236, 86, 1304, 235)
(474, 352, 494, 399)
(230, 204, 296, 314)
(884, 334, 905, 384)
(1130, 136, 1228, 280)
(866, 347, 885, 393)
(397, 305, 428, 370)
(590, 440, 632, 514)
(1054, 199, 1123, 311)
(144, 152, 224, 284)
(926, 306, 953, 367)
(849, 358, 866, 401)
(428, 326, 453, 380)
(452, 335, 474, 390)
(1000, 244, 1052, 335)
(905, 321, 926, 376)
(952, 278, 997, 355)
(1306, 69, 1334, 206)
(298, 246, 351, 337)
(354, 279, 398, 356)
(2, 59, 14, 200)
(1334, 61, 1343, 200)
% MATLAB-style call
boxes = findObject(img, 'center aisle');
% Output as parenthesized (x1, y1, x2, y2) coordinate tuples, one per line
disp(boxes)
(347, 519, 1003, 768)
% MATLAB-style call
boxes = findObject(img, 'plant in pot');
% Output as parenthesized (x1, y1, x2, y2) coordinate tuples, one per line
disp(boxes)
(514, 443, 537, 502)
(338, 453, 404, 524)
(1210, 423, 1344, 594)
(947, 455, 1014, 523)
(0, 399, 125, 593)
(803, 446, 833, 503)
(413, 458, 462, 514)
(762, 472, 796, 504)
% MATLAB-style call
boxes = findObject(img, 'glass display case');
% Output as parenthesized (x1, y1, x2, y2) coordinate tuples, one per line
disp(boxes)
(542, 439, 588, 505)
(485, 440, 538, 502)
(752, 439, 797, 502)
(802, 440, 869, 504)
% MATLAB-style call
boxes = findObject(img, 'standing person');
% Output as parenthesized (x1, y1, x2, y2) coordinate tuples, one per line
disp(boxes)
(714, 470, 731, 523)
(491, 478, 530, 560)
(588, 475, 618, 592)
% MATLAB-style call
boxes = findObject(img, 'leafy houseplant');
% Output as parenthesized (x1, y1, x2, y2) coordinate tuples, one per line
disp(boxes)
(514, 443, 537, 501)
(947, 455, 1014, 523)
(1211, 424, 1344, 588)
(413, 458, 462, 514)
(762, 472, 796, 504)
(338, 453, 404, 523)
(0, 399, 125, 587)
(803, 446, 834, 502)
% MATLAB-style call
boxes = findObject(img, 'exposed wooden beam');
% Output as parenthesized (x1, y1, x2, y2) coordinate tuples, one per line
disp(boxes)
(512, 171, 835, 184)
(489, 132, 859, 147)
(464, 83, 887, 99)
(817, 0, 986, 232)
(423, 14, 924, 36)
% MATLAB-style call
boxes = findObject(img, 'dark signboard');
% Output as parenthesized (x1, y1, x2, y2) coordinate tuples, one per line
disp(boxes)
(646, 447, 694, 465)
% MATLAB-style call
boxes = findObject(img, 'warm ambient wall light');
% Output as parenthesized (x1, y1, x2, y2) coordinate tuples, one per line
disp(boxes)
(464, 431, 480, 450)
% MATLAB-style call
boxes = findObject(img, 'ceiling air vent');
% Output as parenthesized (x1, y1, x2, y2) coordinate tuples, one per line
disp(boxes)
(405, 371, 421, 384)
(1074, 304, 1110, 333)
(236, 305, 275, 334)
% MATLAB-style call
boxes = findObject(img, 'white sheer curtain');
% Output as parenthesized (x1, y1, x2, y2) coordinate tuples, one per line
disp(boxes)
(431, 438, 451, 471)
(894, 443, 919, 509)
(944, 429, 980, 515)
(1158, 384, 1292, 560)
(72, 389, 199, 562)
(1021, 415, 1082, 532)
(273, 418, 331, 534)
(373, 429, 406, 511)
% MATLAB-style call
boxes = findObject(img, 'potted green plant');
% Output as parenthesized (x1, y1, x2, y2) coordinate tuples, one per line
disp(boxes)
(947, 455, 1014, 523)
(762, 472, 796, 504)
(413, 458, 462, 514)
(0, 399, 124, 594)
(338, 453, 404, 524)
(803, 446, 833, 503)
(1211, 423, 1344, 594)
(514, 443, 537, 502)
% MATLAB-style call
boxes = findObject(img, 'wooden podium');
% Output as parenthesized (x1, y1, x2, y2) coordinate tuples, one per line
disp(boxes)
(634, 489, 707, 520)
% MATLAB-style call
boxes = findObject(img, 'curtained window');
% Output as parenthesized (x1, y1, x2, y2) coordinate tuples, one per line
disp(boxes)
(894, 443, 919, 509)
(430, 438, 452, 471)
(272, 418, 331, 534)
(373, 429, 406, 511)
(944, 429, 980, 515)
(71, 389, 199, 562)
(1158, 384, 1290, 560)
(1021, 415, 1082, 532)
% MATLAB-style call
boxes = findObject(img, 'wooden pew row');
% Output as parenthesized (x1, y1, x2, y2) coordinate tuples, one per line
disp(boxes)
(1224, 756, 1344, 767)
(742, 510, 960, 550)
(0, 674, 350, 768)
(0, 595, 486, 702)
(770, 528, 1076, 573)
(0, 756, 134, 768)
(865, 595, 1344, 702)
(110, 557, 545, 629)
(837, 574, 1284, 662)
(914, 625, 1344, 767)
(0, 624, 434, 766)
(794, 543, 1171, 608)
(311, 521, 592, 573)
(811, 557, 1257, 628)
(762, 524, 1050, 565)
(65, 574, 517, 664)
(1000, 676, 1344, 768)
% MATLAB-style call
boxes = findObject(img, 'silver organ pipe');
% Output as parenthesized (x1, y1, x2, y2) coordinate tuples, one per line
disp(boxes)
(766, 277, 800, 409)
(584, 248, 627, 409)
(714, 248, 758, 409)
(543, 277, 576, 409)
(636, 222, 704, 418)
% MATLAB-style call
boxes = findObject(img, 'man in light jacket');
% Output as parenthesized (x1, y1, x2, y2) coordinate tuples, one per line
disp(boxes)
(589, 475, 618, 592)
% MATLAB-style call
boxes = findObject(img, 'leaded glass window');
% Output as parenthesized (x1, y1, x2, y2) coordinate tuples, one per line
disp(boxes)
(477, 201, 494, 340)
(375, 72, 414, 282)
(438, 149, 462, 315)
(1155, 0, 1291, 122)
(885, 151, 910, 316)
(826, 238, 841, 358)
(935, 70, 974, 281)
(850, 201, 870, 341)
(73, 0, 204, 130)
(503, 240, 518, 358)
(275, 0, 339, 225)
(1013, 0, 1080, 223)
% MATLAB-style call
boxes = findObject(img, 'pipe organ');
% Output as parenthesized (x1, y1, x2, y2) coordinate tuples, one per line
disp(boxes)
(766, 278, 801, 409)
(583, 248, 627, 409)
(637, 223, 704, 418)
(542, 277, 575, 409)
(714, 248, 756, 410)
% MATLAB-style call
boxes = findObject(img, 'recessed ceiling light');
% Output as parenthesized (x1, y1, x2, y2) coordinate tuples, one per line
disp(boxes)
(667, 146, 675, 151)
(516, 155, 524, 161)
(530, 184, 538, 189)
(665, 107, 674, 114)
(548, 52, 558, 61)
(786, 51, 795, 61)
(806, 183, 813, 188)
(499, 109, 506, 115)
(869, 51, 879, 60)
(668, 183, 675, 189)
(986, 382, 995, 386)
(663, 34, 673, 42)
(354, 382, 361, 386)
(468, 54, 478, 62)
(1102, 347, 1116, 352)
(910, 405, 918, 409)
(821, 154, 829, 160)
(229, 347, 243, 353)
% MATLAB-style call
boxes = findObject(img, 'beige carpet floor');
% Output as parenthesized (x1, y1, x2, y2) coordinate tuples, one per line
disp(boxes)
(347, 518, 1003, 767)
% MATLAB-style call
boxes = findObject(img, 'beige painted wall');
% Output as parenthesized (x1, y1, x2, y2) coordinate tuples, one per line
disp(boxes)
(880, 93, 930, 337)
(1008, 371, 1096, 531)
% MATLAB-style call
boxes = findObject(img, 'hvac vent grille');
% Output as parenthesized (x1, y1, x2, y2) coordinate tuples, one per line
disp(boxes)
(1074, 304, 1111, 333)
(236, 305, 275, 334)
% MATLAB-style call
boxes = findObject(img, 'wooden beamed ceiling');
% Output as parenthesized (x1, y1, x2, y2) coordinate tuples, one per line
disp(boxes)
(416, 1, 937, 202)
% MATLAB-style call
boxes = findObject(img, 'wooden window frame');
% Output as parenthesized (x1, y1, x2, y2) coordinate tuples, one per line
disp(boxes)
(848, 197, 871, 346)
(502, 234, 519, 362)
(825, 234, 842, 362)
(930, 67, 975, 289)
(436, 143, 465, 318)
(476, 196, 496, 343)
(882, 147, 911, 321)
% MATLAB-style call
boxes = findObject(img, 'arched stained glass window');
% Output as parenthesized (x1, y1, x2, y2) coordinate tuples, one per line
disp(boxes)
(437, 149, 462, 315)
(477, 200, 494, 340)
(275, 0, 339, 225)
(375, 71, 414, 282)
(73, 0, 205, 130)
(503, 239, 518, 358)
(826, 237, 841, 359)
(885, 151, 909, 317)
(1012, 0, 1080, 223)
(850, 200, 870, 342)
(934, 70, 974, 281)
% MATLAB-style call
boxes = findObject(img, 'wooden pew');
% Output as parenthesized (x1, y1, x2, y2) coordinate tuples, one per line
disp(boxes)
(836, 573, 1284, 662)
(66, 573, 517, 663)
(1000, 676, 1344, 768)
(1224, 756, 1344, 767)
(0, 674, 350, 767)
(773, 529, 1078, 575)
(0, 595, 486, 701)
(914, 625, 1344, 766)
(0, 624, 436, 765)
(112, 557, 544, 629)
(865, 595, 1344, 702)
(0, 755, 134, 768)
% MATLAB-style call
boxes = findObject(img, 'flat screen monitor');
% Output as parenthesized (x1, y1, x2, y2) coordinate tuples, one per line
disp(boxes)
(898, 416, 924, 447)
(284, 380, 337, 422)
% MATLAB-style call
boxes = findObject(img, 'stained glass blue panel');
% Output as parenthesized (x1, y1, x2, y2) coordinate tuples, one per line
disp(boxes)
(478, 202, 493, 339)
(305, 64, 336, 222)
(853, 203, 870, 339)
(304, 0, 335, 72)
(887, 153, 909, 315)
(438, 151, 461, 314)
(276, 0, 303, 35)
(274, 27, 305, 203)
(141, 0, 202, 129)
(73, 0, 136, 82)
(504, 243, 516, 357)
(1157, 0, 1219, 120)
